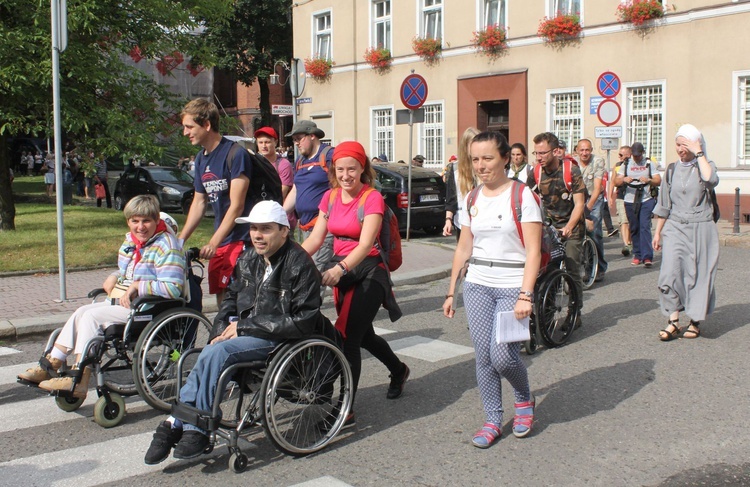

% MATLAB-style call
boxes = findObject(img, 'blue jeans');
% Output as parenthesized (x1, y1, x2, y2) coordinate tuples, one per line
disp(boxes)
(178, 336, 279, 432)
(625, 198, 657, 261)
(588, 196, 608, 273)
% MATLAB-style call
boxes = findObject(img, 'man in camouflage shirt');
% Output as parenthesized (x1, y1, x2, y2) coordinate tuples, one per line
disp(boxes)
(529, 132, 586, 321)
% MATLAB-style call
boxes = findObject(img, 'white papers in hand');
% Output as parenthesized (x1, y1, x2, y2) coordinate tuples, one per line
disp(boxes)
(496, 311, 531, 344)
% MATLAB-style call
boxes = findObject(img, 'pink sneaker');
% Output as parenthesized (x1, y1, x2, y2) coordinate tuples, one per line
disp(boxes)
(631, 258, 642, 266)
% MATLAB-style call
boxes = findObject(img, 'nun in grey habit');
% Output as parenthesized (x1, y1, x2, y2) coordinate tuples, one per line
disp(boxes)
(652, 124, 719, 341)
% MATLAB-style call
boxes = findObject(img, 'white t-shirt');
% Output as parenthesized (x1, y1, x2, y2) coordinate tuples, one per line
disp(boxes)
(617, 159, 659, 203)
(459, 185, 542, 288)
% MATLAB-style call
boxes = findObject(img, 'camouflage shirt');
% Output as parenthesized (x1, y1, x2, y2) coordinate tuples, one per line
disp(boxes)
(529, 161, 586, 239)
(579, 156, 606, 199)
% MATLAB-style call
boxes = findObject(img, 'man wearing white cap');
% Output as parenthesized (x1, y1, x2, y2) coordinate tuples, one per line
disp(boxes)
(145, 201, 331, 464)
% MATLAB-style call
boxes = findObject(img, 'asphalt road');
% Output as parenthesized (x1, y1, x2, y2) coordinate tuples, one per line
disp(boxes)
(1, 240, 749, 486)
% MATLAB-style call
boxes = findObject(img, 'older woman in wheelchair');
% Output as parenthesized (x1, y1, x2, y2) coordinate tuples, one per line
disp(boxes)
(17, 195, 185, 400)
(144, 201, 351, 468)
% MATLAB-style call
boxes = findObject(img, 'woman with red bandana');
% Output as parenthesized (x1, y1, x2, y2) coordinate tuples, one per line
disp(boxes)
(18, 195, 185, 399)
(302, 141, 408, 427)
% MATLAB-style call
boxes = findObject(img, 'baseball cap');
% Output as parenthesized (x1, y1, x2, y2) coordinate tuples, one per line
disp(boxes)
(285, 120, 325, 139)
(254, 127, 278, 140)
(631, 142, 645, 156)
(413, 154, 425, 163)
(449, 154, 457, 162)
(378, 153, 389, 162)
(235, 201, 289, 227)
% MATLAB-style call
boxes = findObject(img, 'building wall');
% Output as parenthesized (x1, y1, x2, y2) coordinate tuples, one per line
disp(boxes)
(291, 0, 750, 201)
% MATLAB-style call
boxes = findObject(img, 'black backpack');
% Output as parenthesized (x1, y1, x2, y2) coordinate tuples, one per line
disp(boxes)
(226, 142, 283, 207)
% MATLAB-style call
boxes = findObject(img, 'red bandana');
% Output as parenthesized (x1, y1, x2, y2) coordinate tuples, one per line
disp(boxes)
(129, 220, 167, 267)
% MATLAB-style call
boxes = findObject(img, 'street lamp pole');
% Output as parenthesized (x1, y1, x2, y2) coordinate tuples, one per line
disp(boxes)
(51, 0, 67, 301)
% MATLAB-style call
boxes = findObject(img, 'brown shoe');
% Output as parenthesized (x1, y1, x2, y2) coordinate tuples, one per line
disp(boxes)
(39, 367, 91, 399)
(17, 356, 64, 385)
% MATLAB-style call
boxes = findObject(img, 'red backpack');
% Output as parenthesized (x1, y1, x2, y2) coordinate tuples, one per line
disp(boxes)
(328, 187, 402, 272)
(533, 158, 575, 193)
(466, 181, 561, 270)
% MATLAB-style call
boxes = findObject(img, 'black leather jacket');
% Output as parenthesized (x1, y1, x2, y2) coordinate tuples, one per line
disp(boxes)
(211, 239, 326, 341)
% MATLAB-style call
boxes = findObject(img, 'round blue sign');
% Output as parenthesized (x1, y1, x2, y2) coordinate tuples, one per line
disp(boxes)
(597, 71, 621, 98)
(400, 74, 429, 110)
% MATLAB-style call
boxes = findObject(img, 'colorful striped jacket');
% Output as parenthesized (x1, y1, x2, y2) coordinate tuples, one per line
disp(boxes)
(114, 228, 185, 299)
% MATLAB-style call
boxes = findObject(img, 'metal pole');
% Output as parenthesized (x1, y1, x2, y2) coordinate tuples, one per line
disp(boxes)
(733, 187, 740, 234)
(51, 0, 67, 301)
(406, 110, 414, 241)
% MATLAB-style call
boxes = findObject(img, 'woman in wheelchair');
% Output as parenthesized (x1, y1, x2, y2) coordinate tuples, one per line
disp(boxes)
(17, 195, 185, 399)
(145, 201, 332, 464)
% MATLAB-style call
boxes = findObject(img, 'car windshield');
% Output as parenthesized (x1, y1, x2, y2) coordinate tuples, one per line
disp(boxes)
(149, 168, 193, 184)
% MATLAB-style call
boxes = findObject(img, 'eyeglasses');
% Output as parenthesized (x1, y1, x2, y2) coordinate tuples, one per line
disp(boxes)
(618, 153, 626, 157)
(292, 134, 309, 144)
(532, 149, 552, 157)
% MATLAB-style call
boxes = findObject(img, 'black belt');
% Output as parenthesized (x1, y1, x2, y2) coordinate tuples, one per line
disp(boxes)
(469, 257, 525, 269)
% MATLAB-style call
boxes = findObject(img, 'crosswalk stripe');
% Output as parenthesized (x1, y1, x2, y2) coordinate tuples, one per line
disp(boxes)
(387, 336, 474, 363)
(0, 347, 21, 357)
(0, 432, 184, 486)
(0, 393, 148, 433)
(0, 362, 38, 386)
(291, 476, 353, 487)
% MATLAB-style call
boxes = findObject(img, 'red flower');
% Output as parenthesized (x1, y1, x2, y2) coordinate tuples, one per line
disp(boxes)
(412, 37, 442, 64)
(472, 24, 508, 57)
(304, 57, 334, 80)
(617, 0, 665, 26)
(538, 14, 582, 43)
(364, 46, 392, 71)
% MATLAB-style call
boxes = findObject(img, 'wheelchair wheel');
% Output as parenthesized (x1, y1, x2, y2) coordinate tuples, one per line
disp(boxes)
(523, 314, 538, 355)
(55, 395, 85, 412)
(580, 236, 598, 290)
(537, 269, 581, 348)
(261, 338, 353, 457)
(229, 452, 249, 473)
(93, 393, 126, 428)
(133, 307, 212, 412)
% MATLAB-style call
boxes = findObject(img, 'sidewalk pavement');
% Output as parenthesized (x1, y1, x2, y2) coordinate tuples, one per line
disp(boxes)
(0, 239, 457, 341)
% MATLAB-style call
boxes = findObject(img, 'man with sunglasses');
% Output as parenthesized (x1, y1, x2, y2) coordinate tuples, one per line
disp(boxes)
(283, 120, 334, 271)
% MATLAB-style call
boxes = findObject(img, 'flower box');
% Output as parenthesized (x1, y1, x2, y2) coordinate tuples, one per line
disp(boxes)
(617, 0, 665, 26)
(537, 14, 582, 43)
(472, 24, 508, 58)
(412, 36, 442, 64)
(364, 46, 392, 72)
(304, 57, 334, 81)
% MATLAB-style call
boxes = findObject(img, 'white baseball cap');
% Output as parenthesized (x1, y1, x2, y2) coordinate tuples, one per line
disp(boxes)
(235, 201, 289, 227)
(160, 212, 178, 232)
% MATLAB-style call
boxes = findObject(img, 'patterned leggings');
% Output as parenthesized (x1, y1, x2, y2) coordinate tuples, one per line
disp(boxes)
(464, 282, 531, 424)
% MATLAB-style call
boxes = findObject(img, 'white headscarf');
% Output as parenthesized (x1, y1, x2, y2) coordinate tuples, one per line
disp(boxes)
(675, 124, 707, 159)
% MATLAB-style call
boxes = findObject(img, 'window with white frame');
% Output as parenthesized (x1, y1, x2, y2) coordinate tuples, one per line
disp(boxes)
(625, 83, 665, 166)
(314, 11, 332, 59)
(548, 90, 583, 151)
(422, 0, 443, 40)
(735, 74, 750, 166)
(421, 102, 444, 167)
(372, 107, 394, 162)
(551, 0, 581, 16)
(372, 0, 391, 50)
(482, 0, 507, 29)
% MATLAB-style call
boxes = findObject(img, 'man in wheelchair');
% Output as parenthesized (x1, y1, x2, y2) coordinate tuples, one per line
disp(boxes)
(17, 195, 185, 398)
(145, 201, 333, 464)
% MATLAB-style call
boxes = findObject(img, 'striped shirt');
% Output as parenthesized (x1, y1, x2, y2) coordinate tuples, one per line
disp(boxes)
(114, 229, 185, 299)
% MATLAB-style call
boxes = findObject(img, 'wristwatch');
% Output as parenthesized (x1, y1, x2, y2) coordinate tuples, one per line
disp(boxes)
(519, 290, 534, 300)
(696, 151, 705, 158)
(336, 262, 348, 275)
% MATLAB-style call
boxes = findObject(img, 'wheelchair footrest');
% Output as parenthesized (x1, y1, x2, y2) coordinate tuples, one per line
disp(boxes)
(171, 401, 222, 432)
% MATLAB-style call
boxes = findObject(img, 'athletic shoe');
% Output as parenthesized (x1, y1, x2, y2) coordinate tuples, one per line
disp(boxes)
(594, 272, 605, 282)
(631, 258, 642, 266)
(607, 228, 619, 237)
(144, 421, 182, 465)
(387, 363, 410, 399)
(643, 259, 653, 268)
(621, 244, 632, 257)
(173, 431, 210, 460)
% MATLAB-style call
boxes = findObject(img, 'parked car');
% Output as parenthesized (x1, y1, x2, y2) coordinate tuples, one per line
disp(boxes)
(372, 163, 446, 234)
(113, 166, 195, 213)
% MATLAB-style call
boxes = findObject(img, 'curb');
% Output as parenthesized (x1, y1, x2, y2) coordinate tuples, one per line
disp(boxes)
(3, 265, 453, 342)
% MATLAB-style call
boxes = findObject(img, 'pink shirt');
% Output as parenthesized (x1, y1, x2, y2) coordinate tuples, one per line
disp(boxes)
(319, 185, 384, 257)
(272, 157, 294, 187)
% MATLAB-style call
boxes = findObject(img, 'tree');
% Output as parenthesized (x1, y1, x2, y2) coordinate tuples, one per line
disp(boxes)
(0, 0, 233, 230)
(206, 0, 294, 128)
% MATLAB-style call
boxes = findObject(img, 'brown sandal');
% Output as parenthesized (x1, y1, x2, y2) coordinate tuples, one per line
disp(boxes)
(683, 321, 701, 339)
(659, 319, 681, 341)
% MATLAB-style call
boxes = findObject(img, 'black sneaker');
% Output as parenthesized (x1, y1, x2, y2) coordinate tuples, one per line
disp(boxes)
(173, 430, 210, 460)
(144, 421, 182, 465)
(386, 363, 410, 399)
(607, 228, 619, 237)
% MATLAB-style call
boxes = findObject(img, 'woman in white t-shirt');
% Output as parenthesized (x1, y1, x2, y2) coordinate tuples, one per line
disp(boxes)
(442, 131, 542, 448)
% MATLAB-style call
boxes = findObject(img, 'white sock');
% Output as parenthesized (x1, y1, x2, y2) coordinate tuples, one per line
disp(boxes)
(50, 347, 68, 363)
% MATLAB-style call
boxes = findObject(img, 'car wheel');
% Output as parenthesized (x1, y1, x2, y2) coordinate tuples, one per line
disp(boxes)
(114, 194, 124, 211)
(181, 197, 192, 215)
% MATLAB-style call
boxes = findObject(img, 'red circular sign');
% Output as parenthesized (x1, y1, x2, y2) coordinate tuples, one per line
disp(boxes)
(597, 99, 621, 127)
(597, 71, 621, 98)
(400, 74, 429, 110)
